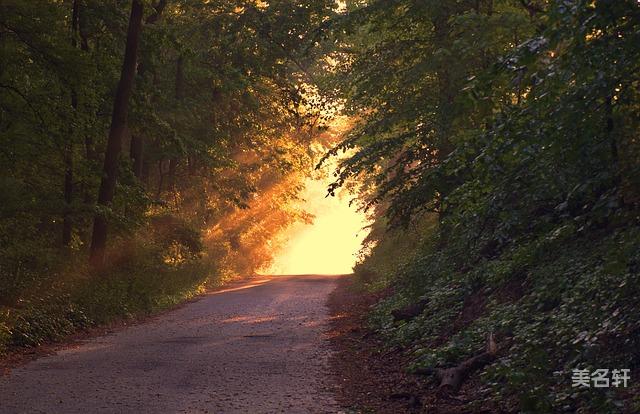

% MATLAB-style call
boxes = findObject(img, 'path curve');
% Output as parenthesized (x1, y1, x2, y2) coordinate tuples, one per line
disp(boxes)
(0, 275, 344, 413)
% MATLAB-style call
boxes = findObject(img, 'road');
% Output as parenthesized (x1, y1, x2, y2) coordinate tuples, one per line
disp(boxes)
(0, 275, 343, 413)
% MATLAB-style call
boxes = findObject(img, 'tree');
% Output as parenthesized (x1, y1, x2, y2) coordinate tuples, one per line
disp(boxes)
(89, 0, 144, 266)
(320, 0, 534, 225)
(0, 0, 334, 301)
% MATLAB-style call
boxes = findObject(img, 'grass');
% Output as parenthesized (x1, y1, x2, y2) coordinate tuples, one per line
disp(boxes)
(0, 231, 221, 355)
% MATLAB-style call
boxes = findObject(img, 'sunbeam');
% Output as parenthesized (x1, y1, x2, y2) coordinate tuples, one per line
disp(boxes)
(263, 170, 370, 275)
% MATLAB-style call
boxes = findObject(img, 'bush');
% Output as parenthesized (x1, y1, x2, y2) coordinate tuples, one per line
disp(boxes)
(360, 219, 640, 413)
(0, 215, 216, 354)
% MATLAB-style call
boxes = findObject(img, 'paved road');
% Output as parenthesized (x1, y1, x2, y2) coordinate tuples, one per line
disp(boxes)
(0, 275, 343, 413)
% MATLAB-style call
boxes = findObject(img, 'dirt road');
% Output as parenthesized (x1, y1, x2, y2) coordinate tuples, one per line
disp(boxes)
(0, 275, 344, 413)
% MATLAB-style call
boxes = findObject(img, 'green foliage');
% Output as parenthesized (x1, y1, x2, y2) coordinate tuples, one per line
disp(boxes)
(0, 215, 211, 353)
(1, 0, 336, 353)
(335, 0, 640, 412)
(353, 212, 439, 291)
(321, 0, 537, 223)
(358, 221, 640, 412)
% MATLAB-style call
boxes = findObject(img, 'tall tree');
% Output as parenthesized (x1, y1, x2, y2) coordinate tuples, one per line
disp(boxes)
(321, 0, 533, 224)
(129, 0, 168, 181)
(89, 0, 144, 266)
(62, 0, 82, 247)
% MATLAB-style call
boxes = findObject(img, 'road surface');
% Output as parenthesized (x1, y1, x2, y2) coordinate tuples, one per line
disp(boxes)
(0, 275, 343, 413)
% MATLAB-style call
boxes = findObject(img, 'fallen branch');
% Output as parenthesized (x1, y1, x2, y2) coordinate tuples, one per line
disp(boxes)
(436, 333, 498, 396)
(414, 333, 499, 396)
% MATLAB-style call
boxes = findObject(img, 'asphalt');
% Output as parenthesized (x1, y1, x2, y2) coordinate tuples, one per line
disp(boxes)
(0, 275, 344, 414)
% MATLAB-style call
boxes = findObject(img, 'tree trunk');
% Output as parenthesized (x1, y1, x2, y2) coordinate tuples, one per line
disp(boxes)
(437, 351, 495, 395)
(606, 96, 618, 166)
(76, 0, 95, 243)
(63, 0, 81, 247)
(391, 298, 429, 322)
(78, 0, 89, 51)
(414, 333, 501, 396)
(156, 159, 165, 199)
(62, 144, 73, 246)
(130, 134, 144, 179)
(167, 56, 184, 196)
(128, 0, 168, 181)
(167, 157, 177, 193)
(146, 0, 168, 25)
(188, 156, 197, 176)
(436, 333, 498, 396)
(89, 0, 144, 267)
(142, 158, 150, 185)
(175, 55, 185, 100)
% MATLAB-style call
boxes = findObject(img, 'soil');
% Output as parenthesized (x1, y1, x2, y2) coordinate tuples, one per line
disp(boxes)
(326, 276, 427, 413)
(327, 275, 505, 414)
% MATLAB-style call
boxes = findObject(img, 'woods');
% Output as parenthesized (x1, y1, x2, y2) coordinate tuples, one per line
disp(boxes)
(1, 0, 334, 352)
(325, 0, 640, 412)
(1, 0, 639, 413)
(90, 0, 143, 266)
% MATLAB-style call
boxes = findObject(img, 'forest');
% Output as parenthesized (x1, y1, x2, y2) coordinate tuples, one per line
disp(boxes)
(1, 0, 334, 348)
(1, 0, 639, 413)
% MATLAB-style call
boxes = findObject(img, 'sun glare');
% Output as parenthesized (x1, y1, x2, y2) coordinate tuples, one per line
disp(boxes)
(263, 168, 370, 275)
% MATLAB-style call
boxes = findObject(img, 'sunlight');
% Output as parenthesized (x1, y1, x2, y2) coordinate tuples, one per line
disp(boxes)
(263, 167, 370, 275)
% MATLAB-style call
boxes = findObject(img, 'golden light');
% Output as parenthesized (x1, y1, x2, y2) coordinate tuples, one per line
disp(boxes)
(261, 163, 370, 275)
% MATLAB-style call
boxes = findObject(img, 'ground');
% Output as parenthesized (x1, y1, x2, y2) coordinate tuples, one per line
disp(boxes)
(326, 275, 427, 414)
(326, 275, 502, 414)
(1, 274, 512, 413)
(0, 275, 342, 414)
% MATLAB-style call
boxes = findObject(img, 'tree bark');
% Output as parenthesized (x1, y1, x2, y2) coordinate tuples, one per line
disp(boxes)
(436, 351, 495, 395)
(89, 0, 144, 266)
(63, 144, 73, 246)
(436, 333, 498, 396)
(146, 0, 168, 25)
(77, 0, 89, 50)
(167, 157, 177, 193)
(128, 0, 168, 181)
(391, 298, 429, 322)
(130, 133, 144, 178)
(63, 0, 81, 247)
(78, 1, 93, 166)
(606, 96, 618, 165)
(175, 55, 185, 100)
(75, 0, 96, 238)
(156, 159, 165, 199)
(166, 55, 184, 195)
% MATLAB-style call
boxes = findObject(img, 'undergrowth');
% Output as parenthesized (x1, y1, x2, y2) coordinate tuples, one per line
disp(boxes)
(355, 213, 640, 413)
(0, 215, 221, 355)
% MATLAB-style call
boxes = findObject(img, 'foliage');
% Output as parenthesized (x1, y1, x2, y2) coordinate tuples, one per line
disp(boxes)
(0, 0, 336, 353)
(361, 221, 640, 413)
(329, 0, 640, 412)
(1, 218, 208, 351)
